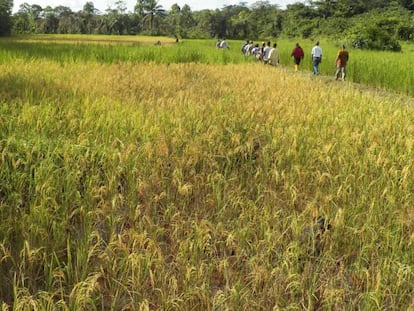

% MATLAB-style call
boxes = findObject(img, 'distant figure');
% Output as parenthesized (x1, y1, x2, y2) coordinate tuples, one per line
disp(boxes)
(311, 41, 323, 75)
(154, 40, 161, 46)
(268, 43, 279, 66)
(291, 43, 304, 72)
(219, 39, 229, 49)
(216, 39, 221, 48)
(262, 41, 272, 64)
(257, 42, 266, 61)
(241, 40, 249, 55)
(244, 41, 254, 56)
(251, 44, 261, 60)
(335, 45, 349, 81)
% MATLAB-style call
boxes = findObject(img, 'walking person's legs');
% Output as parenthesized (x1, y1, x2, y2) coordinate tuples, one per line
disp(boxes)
(294, 58, 300, 71)
(335, 66, 341, 80)
(341, 66, 346, 80)
(313, 58, 320, 75)
(335, 66, 346, 80)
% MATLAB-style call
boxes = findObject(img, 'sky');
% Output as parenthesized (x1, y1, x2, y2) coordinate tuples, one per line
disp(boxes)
(12, 0, 298, 14)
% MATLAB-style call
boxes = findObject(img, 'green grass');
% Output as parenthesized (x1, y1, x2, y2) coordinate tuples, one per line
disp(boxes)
(0, 36, 249, 65)
(277, 38, 414, 95)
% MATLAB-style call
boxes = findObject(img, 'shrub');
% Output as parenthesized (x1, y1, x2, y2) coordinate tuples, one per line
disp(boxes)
(349, 24, 401, 51)
(397, 24, 414, 40)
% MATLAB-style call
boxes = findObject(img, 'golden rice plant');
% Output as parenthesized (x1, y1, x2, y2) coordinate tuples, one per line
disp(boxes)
(1, 53, 414, 310)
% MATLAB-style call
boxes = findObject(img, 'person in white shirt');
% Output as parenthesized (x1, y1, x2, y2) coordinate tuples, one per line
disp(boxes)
(268, 43, 279, 66)
(219, 39, 229, 49)
(311, 41, 323, 75)
(262, 41, 272, 64)
(244, 41, 253, 56)
(251, 44, 261, 60)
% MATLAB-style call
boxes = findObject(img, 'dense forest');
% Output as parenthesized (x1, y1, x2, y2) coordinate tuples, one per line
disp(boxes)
(1, 0, 414, 50)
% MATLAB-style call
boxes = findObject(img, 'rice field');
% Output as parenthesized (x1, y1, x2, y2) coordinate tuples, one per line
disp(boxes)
(1, 35, 414, 310)
(2, 35, 413, 96)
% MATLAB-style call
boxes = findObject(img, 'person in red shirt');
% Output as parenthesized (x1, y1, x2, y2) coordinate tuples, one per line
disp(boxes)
(291, 43, 305, 72)
(335, 45, 349, 81)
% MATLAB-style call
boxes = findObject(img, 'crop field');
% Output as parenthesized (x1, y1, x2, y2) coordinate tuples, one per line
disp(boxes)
(2, 35, 413, 95)
(1, 35, 414, 310)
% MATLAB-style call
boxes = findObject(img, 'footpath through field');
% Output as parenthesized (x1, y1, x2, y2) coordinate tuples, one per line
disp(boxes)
(281, 64, 414, 107)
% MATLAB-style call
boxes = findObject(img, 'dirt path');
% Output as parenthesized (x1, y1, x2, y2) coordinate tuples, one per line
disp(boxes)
(288, 65, 414, 106)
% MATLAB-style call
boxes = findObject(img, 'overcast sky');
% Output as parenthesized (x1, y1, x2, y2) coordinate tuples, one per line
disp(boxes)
(13, 0, 299, 13)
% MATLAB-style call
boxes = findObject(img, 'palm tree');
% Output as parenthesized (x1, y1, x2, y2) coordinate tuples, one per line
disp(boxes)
(135, 0, 166, 32)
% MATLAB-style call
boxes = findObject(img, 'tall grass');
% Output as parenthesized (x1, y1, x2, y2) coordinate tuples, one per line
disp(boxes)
(1, 37, 414, 309)
(0, 36, 248, 65)
(2, 35, 413, 96)
(277, 38, 414, 95)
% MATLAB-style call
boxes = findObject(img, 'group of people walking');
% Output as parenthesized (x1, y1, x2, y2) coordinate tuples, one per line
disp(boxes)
(241, 40, 280, 66)
(310, 41, 350, 80)
(239, 40, 349, 81)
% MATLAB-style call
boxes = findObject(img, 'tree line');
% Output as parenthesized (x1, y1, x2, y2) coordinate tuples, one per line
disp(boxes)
(1, 0, 414, 50)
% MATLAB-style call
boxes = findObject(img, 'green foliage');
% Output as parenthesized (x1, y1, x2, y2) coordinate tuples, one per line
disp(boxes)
(317, 17, 352, 38)
(340, 6, 414, 49)
(0, 0, 13, 36)
(398, 0, 414, 11)
(282, 17, 315, 39)
(397, 24, 414, 40)
(8, 0, 414, 44)
(348, 21, 402, 51)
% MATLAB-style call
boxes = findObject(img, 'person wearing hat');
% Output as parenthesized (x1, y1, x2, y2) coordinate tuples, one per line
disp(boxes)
(335, 45, 349, 81)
